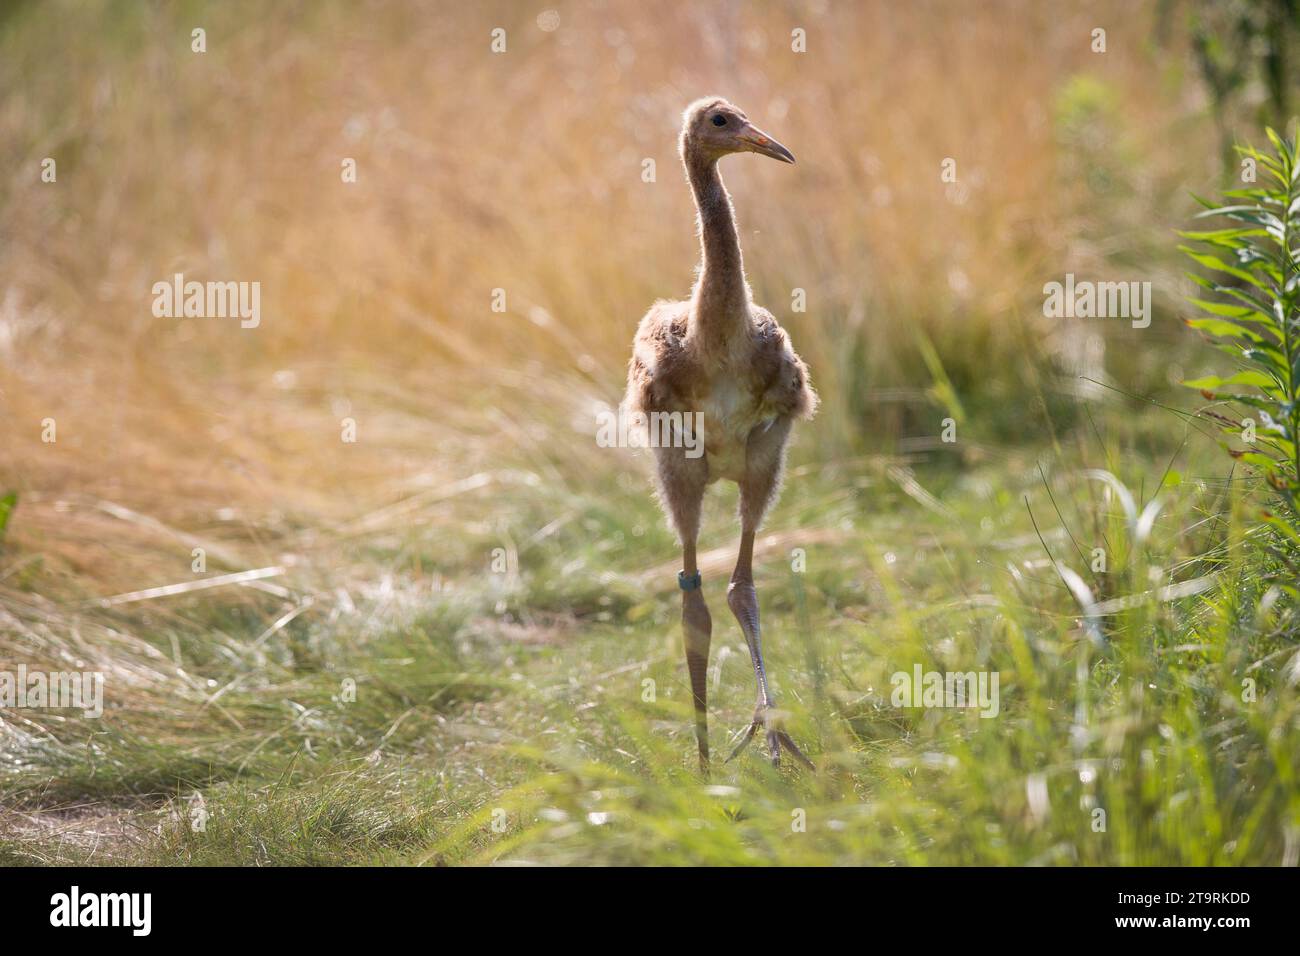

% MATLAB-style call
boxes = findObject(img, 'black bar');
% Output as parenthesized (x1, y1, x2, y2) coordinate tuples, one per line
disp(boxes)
(0, 866, 1283, 940)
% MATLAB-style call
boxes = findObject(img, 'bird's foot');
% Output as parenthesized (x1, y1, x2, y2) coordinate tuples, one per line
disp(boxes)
(725, 706, 814, 770)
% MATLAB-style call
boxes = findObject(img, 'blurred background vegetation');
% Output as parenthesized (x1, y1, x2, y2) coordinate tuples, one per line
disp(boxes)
(0, 0, 1296, 866)
(0, 0, 1246, 496)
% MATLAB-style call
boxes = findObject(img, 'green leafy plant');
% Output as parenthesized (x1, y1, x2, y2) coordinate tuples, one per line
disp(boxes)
(1180, 125, 1300, 573)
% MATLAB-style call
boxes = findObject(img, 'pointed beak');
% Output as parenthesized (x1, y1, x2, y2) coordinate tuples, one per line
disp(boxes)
(738, 123, 796, 164)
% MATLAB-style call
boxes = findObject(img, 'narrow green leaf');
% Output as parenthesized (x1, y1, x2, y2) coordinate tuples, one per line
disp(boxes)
(1179, 247, 1275, 293)
(1185, 370, 1277, 391)
(0, 492, 14, 543)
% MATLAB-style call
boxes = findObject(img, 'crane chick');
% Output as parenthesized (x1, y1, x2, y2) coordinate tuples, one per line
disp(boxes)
(624, 98, 817, 772)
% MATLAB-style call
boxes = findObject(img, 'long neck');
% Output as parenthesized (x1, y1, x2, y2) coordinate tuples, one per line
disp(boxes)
(684, 145, 750, 349)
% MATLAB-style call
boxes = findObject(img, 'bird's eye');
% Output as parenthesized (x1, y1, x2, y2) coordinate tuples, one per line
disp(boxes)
(711, 114, 727, 127)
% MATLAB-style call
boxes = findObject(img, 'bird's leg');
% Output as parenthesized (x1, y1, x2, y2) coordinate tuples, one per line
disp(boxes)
(654, 445, 711, 773)
(680, 541, 712, 773)
(723, 528, 813, 770)
(723, 419, 813, 771)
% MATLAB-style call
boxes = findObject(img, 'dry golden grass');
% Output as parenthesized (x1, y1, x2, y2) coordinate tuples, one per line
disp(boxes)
(1, 1, 1221, 579)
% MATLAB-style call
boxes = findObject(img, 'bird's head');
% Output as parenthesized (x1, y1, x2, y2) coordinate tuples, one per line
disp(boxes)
(679, 97, 795, 165)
